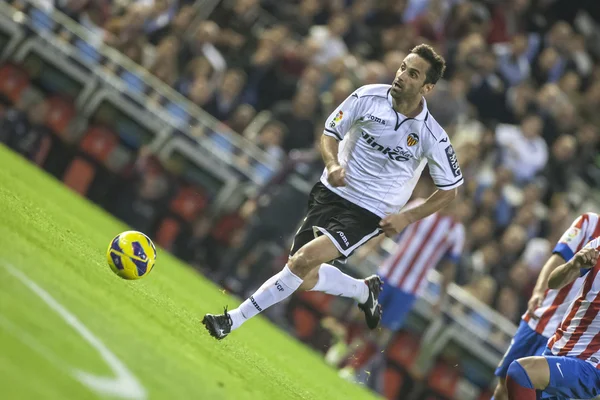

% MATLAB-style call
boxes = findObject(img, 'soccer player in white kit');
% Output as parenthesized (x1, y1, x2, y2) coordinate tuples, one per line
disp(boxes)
(203, 44, 464, 340)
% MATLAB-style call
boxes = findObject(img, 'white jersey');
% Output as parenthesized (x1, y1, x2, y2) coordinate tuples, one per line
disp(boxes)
(548, 236, 600, 368)
(524, 213, 600, 338)
(321, 84, 463, 218)
(378, 201, 464, 295)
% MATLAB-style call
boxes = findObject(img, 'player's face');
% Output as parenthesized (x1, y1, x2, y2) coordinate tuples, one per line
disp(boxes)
(391, 54, 434, 100)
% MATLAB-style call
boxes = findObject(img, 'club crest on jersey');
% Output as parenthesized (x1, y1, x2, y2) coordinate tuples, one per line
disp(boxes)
(444, 145, 461, 177)
(407, 133, 419, 147)
(330, 110, 344, 128)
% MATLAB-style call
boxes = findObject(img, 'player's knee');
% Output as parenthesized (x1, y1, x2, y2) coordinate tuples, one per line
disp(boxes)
(518, 357, 550, 389)
(507, 358, 548, 390)
(288, 248, 318, 278)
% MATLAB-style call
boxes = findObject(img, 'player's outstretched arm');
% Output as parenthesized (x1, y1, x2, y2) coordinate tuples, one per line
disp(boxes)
(379, 188, 457, 237)
(548, 247, 599, 290)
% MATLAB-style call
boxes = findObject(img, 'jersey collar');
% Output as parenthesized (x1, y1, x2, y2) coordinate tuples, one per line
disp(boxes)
(387, 89, 429, 121)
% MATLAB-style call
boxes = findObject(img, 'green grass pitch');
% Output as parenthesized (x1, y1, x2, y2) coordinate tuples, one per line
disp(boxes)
(0, 144, 379, 400)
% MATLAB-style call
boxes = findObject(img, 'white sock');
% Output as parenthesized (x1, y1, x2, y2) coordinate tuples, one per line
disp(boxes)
(229, 265, 303, 330)
(310, 263, 369, 304)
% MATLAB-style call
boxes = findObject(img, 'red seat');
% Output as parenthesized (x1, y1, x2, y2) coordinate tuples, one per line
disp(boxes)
(292, 307, 319, 340)
(383, 368, 405, 400)
(427, 361, 459, 399)
(169, 186, 208, 222)
(45, 96, 76, 138)
(155, 218, 181, 251)
(63, 158, 96, 196)
(79, 126, 119, 164)
(0, 64, 30, 104)
(211, 214, 246, 245)
(387, 331, 421, 369)
(298, 291, 333, 314)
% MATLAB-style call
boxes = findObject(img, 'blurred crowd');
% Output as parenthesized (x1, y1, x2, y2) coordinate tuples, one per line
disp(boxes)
(19, 0, 600, 326)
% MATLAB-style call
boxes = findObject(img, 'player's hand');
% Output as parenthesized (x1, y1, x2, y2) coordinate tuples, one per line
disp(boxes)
(327, 164, 346, 187)
(526, 290, 544, 320)
(572, 247, 599, 270)
(379, 213, 411, 237)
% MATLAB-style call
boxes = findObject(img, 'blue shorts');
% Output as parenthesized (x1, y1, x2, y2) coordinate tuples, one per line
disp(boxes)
(378, 280, 416, 331)
(495, 319, 549, 378)
(540, 347, 600, 399)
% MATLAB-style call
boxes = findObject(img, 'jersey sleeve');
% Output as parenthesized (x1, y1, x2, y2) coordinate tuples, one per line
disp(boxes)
(444, 223, 465, 263)
(323, 91, 362, 141)
(553, 214, 592, 261)
(424, 133, 464, 190)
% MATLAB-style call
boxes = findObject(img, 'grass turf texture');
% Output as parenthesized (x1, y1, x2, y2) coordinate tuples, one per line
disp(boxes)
(0, 144, 379, 400)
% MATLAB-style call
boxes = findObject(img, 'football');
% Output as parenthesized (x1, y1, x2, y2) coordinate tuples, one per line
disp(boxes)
(106, 231, 157, 280)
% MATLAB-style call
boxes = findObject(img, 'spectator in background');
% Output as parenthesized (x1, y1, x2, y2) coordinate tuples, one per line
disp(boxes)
(344, 0, 374, 57)
(179, 21, 226, 83)
(0, 99, 49, 161)
(187, 75, 214, 108)
(105, 4, 149, 52)
(144, 0, 178, 45)
(427, 73, 469, 127)
(241, 28, 284, 110)
(382, 50, 406, 82)
(204, 68, 247, 122)
(276, 0, 322, 37)
(543, 134, 577, 200)
(307, 13, 350, 66)
(321, 78, 354, 116)
(492, 224, 528, 287)
(148, 35, 180, 86)
(469, 242, 501, 278)
(467, 50, 507, 123)
(57, 0, 110, 40)
(494, 34, 532, 87)
(271, 88, 318, 153)
(111, 147, 173, 234)
(225, 104, 256, 134)
(212, 0, 260, 63)
(170, 5, 195, 37)
(496, 286, 521, 323)
(248, 120, 287, 163)
(496, 114, 548, 184)
(574, 124, 600, 182)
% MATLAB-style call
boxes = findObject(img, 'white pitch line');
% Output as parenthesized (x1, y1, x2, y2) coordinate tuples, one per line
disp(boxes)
(1, 263, 147, 400)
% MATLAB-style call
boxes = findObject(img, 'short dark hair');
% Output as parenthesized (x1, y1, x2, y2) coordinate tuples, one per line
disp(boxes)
(410, 44, 446, 85)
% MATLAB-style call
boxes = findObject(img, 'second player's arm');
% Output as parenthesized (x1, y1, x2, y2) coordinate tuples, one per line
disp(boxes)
(525, 254, 566, 317)
(548, 247, 599, 290)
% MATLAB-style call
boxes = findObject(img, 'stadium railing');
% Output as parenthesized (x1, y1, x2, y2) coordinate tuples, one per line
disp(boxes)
(6, 0, 281, 187)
